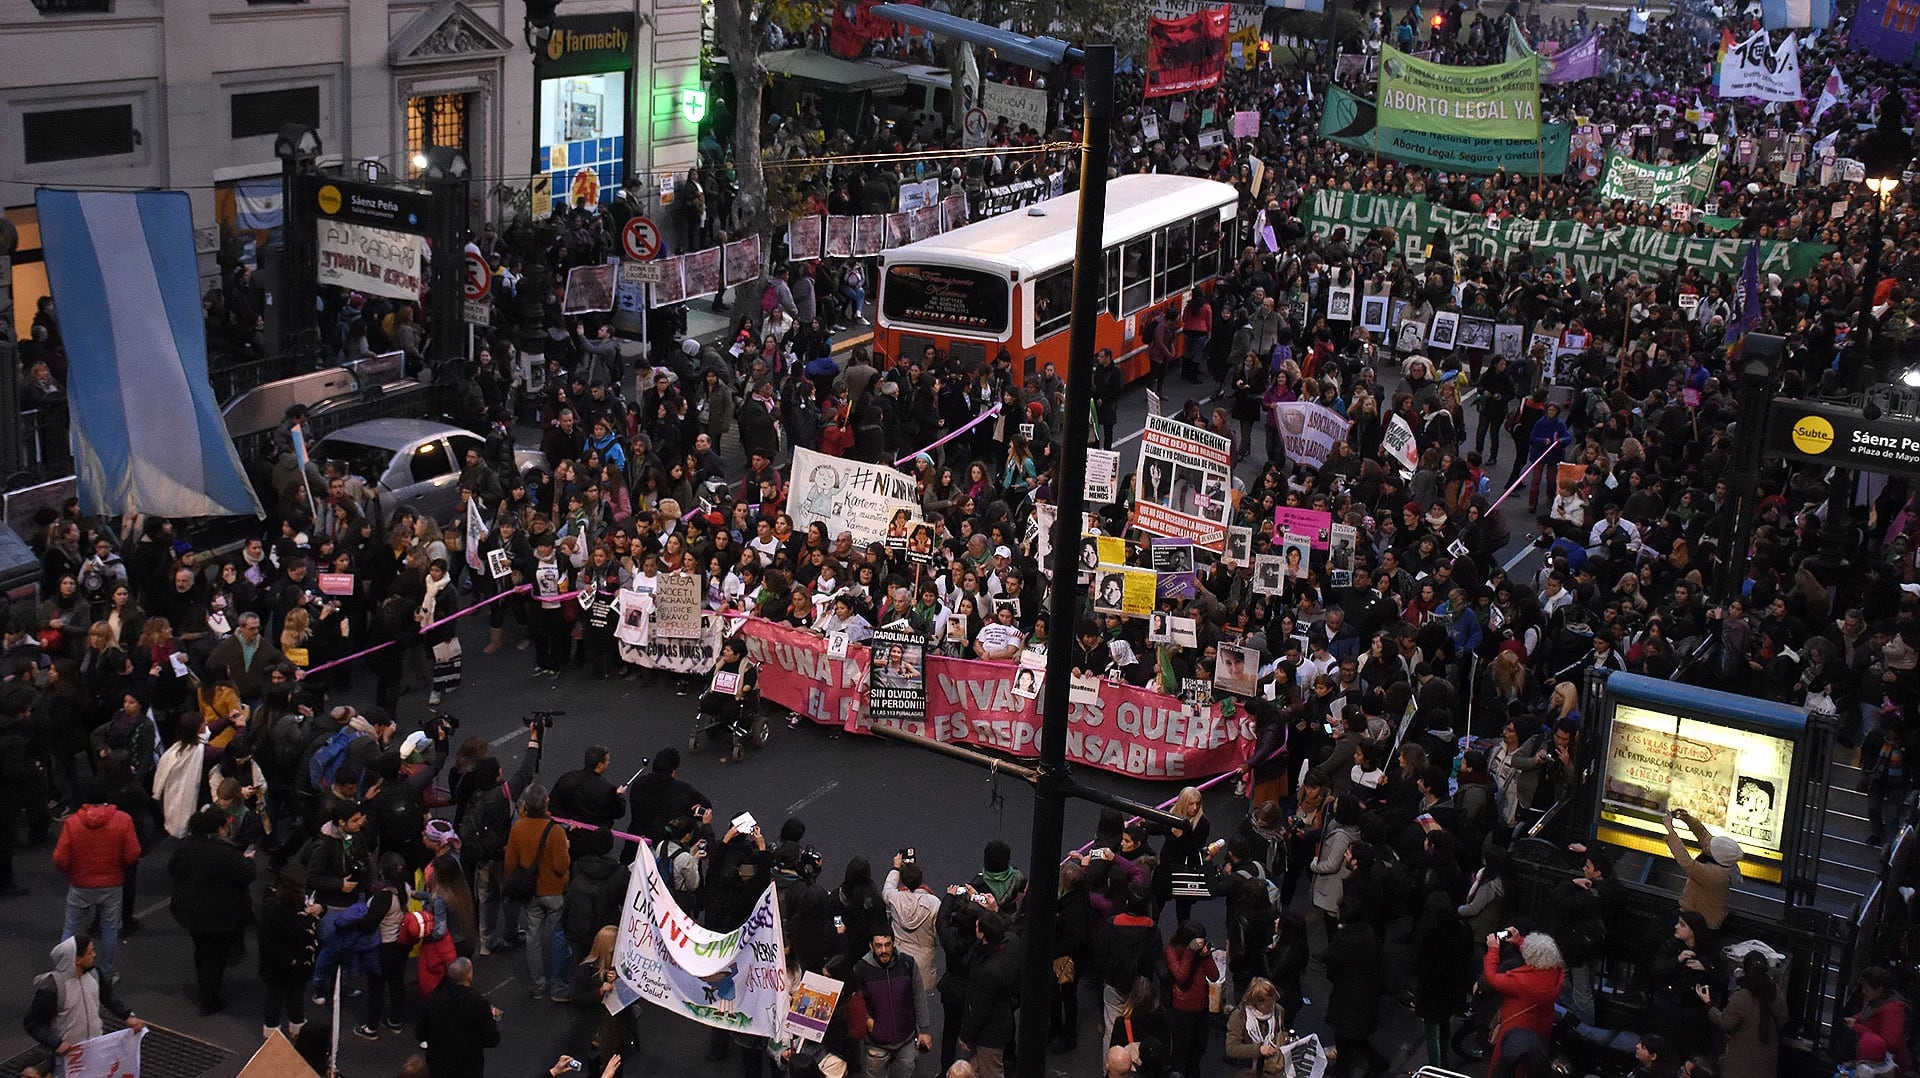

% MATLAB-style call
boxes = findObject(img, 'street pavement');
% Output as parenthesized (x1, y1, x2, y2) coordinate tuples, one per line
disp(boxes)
(0, 344, 1547, 1078)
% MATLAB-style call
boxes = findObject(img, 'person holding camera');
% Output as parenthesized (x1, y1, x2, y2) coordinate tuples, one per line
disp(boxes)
(1481, 927, 1566, 1076)
(1662, 807, 1741, 931)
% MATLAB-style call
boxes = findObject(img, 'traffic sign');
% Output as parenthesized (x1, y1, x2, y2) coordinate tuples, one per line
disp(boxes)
(622, 215, 662, 261)
(463, 244, 490, 301)
(464, 299, 492, 326)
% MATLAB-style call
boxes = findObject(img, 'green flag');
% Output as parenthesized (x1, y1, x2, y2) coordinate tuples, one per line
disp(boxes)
(1376, 44, 1541, 140)
(1505, 15, 1534, 64)
(1320, 85, 1570, 175)
(1595, 151, 1720, 208)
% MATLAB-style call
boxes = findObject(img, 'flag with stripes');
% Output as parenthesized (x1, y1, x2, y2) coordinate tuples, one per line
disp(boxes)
(34, 190, 263, 519)
(1762, 0, 1831, 30)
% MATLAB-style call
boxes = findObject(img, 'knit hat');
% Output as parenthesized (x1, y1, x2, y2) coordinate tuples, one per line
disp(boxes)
(1886, 637, 1918, 672)
(1708, 835, 1743, 866)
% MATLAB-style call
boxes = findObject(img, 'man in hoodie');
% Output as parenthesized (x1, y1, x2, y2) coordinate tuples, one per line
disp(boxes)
(53, 791, 141, 980)
(25, 936, 146, 1071)
(851, 930, 932, 1078)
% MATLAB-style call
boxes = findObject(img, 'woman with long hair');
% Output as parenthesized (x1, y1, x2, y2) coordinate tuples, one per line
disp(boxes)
(426, 852, 479, 959)
(258, 863, 322, 1039)
(1224, 976, 1291, 1077)
(1705, 951, 1787, 1078)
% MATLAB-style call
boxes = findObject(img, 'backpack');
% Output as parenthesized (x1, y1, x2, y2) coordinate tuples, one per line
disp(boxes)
(399, 907, 436, 948)
(1232, 862, 1283, 912)
(307, 727, 363, 790)
(457, 789, 510, 862)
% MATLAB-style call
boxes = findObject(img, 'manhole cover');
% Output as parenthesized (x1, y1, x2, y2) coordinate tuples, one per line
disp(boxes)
(0, 1024, 230, 1078)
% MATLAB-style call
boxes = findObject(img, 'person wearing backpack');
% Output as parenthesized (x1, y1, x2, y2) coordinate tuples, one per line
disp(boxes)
(656, 816, 706, 916)
(1094, 889, 1165, 1042)
(456, 733, 542, 955)
(503, 783, 570, 1002)
(560, 850, 626, 975)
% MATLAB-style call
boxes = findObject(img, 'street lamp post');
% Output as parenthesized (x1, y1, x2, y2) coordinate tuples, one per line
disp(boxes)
(870, 10, 1111, 1078)
(418, 146, 473, 386)
(273, 123, 324, 356)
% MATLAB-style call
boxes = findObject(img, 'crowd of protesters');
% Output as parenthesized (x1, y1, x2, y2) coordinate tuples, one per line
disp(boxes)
(13, 0, 1920, 1074)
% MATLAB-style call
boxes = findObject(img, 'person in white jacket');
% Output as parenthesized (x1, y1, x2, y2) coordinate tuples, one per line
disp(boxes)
(884, 852, 942, 997)
(151, 714, 207, 839)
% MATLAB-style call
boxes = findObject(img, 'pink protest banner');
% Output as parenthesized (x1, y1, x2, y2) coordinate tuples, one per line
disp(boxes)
(734, 618, 1253, 780)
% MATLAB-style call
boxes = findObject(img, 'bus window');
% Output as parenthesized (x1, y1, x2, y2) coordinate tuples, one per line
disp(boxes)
(882, 263, 1011, 336)
(1105, 248, 1122, 318)
(1193, 213, 1224, 281)
(1033, 266, 1074, 340)
(1120, 236, 1153, 314)
(1161, 221, 1193, 298)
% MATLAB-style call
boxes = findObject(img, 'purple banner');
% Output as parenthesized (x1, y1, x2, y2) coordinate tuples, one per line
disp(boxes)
(1851, 0, 1920, 66)
(1542, 32, 1603, 83)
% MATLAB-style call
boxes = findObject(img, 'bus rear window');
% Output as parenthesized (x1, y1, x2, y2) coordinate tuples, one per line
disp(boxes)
(882, 264, 1010, 336)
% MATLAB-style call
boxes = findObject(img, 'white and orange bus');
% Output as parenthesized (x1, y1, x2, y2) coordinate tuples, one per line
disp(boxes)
(874, 174, 1240, 386)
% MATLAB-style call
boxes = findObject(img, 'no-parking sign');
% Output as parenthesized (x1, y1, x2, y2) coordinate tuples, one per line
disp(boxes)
(622, 215, 662, 261)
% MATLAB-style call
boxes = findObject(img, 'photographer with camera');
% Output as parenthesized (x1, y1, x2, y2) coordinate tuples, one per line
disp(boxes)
(454, 724, 545, 956)
(1481, 927, 1566, 1077)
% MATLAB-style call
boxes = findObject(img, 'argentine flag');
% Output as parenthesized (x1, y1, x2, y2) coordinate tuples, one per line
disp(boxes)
(1761, 0, 1831, 30)
(34, 190, 264, 520)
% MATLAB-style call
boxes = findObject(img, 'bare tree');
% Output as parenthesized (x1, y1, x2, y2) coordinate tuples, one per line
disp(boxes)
(711, 0, 774, 314)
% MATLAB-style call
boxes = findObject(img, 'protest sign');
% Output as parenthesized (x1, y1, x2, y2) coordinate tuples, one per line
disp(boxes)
(1303, 188, 1832, 280)
(786, 972, 845, 1044)
(1507, 19, 1601, 83)
(1376, 45, 1541, 140)
(611, 836, 787, 1034)
(1086, 449, 1120, 503)
(1151, 537, 1197, 600)
(1094, 566, 1158, 617)
(785, 447, 920, 545)
(1214, 644, 1260, 697)
(1146, 5, 1231, 98)
(316, 221, 424, 300)
(1273, 506, 1335, 549)
(1383, 414, 1420, 475)
(614, 589, 653, 648)
(980, 81, 1048, 132)
(1597, 151, 1719, 207)
(1319, 86, 1570, 175)
(735, 620, 1253, 778)
(867, 626, 928, 724)
(1252, 555, 1285, 595)
(788, 216, 823, 260)
(561, 263, 617, 314)
(69, 1028, 143, 1078)
(1717, 30, 1804, 101)
(1226, 526, 1253, 565)
(1134, 414, 1234, 550)
(652, 574, 703, 640)
(1013, 648, 1046, 700)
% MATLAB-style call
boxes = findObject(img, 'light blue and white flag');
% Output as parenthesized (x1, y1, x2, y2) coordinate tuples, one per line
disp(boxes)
(34, 190, 264, 519)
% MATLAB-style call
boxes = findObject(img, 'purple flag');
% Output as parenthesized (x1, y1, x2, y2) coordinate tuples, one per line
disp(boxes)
(1850, 0, 1920, 67)
(1541, 32, 1603, 83)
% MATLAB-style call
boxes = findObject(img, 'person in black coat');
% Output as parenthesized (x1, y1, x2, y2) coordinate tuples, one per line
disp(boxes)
(169, 807, 258, 1014)
(1323, 897, 1388, 1078)
(957, 912, 1022, 1075)
(550, 746, 627, 859)
(620, 747, 709, 863)
(1050, 862, 1096, 1053)
(1091, 349, 1123, 450)
(258, 863, 322, 1037)
(417, 957, 501, 1078)
(1412, 891, 1476, 1069)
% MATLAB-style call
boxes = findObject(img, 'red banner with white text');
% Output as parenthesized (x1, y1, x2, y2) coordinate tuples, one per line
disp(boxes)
(1146, 5, 1232, 99)
(734, 618, 1254, 780)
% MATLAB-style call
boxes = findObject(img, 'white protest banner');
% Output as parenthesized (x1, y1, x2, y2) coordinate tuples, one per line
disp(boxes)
(980, 82, 1049, 132)
(1086, 449, 1120, 503)
(1133, 413, 1234, 551)
(610, 836, 787, 1036)
(69, 1028, 144, 1078)
(1383, 413, 1420, 475)
(786, 447, 920, 545)
(897, 178, 942, 213)
(653, 573, 703, 639)
(316, 220, 423, 300)
(1716, 30, 1804, 102)
(1272, 402, 1350, 470)
(617, 611, 723, 673)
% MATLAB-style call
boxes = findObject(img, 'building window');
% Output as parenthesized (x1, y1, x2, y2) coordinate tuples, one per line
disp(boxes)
(230, 87, 320, 140)
(23, 104, 133, 163)
(406, 93, 467, 177)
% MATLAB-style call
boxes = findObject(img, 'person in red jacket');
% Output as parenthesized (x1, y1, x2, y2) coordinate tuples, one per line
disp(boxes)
(1482, 928, 1566, 1076)
(1164, 922, 1220, 1078)
(53, 795, 142, 981)
(1845, 966, 1910, 1070)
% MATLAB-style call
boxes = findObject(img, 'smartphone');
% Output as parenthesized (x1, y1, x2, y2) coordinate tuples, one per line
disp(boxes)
(1323, 723, 1334, 735)
(833, 915, 845, 929)
(566, 1062, 583, 1072)
(1416, 812, 1436, 829)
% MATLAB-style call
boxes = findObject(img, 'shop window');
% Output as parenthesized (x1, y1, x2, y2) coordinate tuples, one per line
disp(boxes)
(231, 86, 320, 140)
(406, 94, 468, 177)
(23, 104, 133, 163)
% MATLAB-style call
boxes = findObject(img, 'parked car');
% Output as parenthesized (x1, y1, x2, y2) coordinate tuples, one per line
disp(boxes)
(313, 419, 544, 526)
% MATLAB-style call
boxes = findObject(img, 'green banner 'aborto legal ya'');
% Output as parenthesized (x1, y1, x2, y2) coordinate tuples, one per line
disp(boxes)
(1375, 44, 1542, 141)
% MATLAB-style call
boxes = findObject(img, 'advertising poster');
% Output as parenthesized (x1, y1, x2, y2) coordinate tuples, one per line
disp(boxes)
(1146, 5, 1231, 99)
(785, 447, 921, 543)
(788, 215, 823, 261)
(723, 235, 762, 288)
(561, 262, 618, 314)
(610, 840, 788, 1034)
(1599, 704, 1794, 866)
(867, 626, 927, 724)
(736, 618, 1254, 779)
(824, 216, 855, 258)
(1133, 414, 1234, 551)
(682, 247, 723, 299)
(316, 220, 425, 300)
(1376, 45, 1541, 140)
(1272, 402, 1350, 471)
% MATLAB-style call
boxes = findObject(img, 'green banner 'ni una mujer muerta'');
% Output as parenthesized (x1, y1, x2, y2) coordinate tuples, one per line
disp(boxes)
(1303, 189, 1834, 281)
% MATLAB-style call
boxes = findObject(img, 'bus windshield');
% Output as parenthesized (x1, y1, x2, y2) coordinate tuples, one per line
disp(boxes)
(881, 264, 1009, 336)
